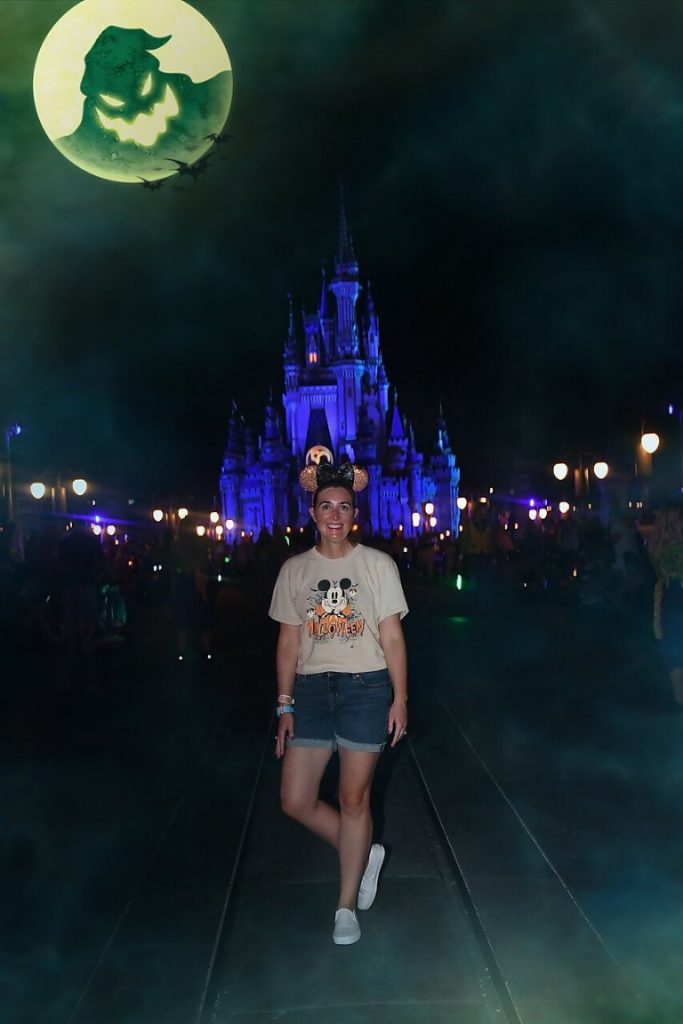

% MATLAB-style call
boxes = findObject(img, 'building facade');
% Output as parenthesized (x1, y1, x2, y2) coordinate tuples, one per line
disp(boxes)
(219, 198, 460, 539)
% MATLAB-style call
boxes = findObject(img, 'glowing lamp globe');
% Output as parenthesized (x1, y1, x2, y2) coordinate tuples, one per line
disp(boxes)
(210, 511, 220, 524)
(225, 518, 235, 531)
(429, 515, 437, 528)
(538, 507, 548, 520)
(559, 501, 570, 515)
(33, 0, 232, 184)
(593, 461, 609, 480)
(457, 496, 467, 511)
(177, 507, 189, 519)
(528, 508, 538, 521)
(641, 432, 660, 455)
(411, 511, 421, 528)
(215, 524, 224, 536)
(92, 524, 102, 535)
(196, 525, 206, 537)
(30, 482, 47, 499)
(106, 524, 116, 536)
(72, 478, 88, 496)
(152, 509, 164, 522)
(553, 462, 569, 481)
(424, 502, 435, 516)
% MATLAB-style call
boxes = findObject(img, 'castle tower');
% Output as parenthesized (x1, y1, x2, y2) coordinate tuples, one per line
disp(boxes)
(329, 181, 361, 360)
(429, 401, 461, 534)
(219, 187, 461, 540)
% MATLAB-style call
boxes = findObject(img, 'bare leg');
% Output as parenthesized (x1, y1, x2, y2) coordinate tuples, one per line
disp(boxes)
(280, 746, 339, 846)
(337, 748, 380, 910)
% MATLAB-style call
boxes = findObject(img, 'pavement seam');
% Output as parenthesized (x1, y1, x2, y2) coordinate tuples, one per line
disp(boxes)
(436, 690, 649, 1012)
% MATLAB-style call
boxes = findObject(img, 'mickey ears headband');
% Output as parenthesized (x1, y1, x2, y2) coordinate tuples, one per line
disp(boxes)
(298, 461, 369, 494)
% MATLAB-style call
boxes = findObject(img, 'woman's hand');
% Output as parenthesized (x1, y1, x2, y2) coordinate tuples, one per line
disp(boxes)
(275, 712, 295, 758)
(387, 698, 408, 748)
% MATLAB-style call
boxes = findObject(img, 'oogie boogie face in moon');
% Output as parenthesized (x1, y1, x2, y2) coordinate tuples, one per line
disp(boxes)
(58, 26, 232, 180)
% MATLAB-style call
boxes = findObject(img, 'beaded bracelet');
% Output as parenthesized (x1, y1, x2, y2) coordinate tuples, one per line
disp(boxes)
(276, 705, 294, 718)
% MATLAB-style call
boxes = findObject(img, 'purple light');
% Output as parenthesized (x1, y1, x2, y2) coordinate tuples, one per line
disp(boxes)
(529, 498, 536, 508)
(669, 404, 675, 415)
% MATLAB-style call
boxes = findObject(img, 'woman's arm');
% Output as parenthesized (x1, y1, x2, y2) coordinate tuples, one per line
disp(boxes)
(275, 622, 301, 759)
(379, 613, 408, 747)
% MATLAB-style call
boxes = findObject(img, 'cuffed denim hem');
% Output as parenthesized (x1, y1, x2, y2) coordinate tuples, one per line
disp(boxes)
(286, 736, 335, 750)
(336, 735, 386, 753)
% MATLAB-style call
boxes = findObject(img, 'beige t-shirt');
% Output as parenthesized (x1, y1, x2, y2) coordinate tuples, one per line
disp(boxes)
(268, 543, 408, 674)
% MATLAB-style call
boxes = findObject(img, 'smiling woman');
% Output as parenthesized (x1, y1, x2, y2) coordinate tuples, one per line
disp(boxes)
(33, 0, 232, 183)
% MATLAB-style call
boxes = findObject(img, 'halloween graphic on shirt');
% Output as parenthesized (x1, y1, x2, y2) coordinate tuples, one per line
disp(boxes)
(306, 578, 365, 643)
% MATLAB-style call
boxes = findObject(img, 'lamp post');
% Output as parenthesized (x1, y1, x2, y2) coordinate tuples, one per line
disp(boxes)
(4, 424, 21, 523)
(552, 457, 609, 516)
(29, 476, 80, 516)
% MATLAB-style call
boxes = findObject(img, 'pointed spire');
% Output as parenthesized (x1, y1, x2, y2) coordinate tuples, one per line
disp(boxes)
(284, 292, 297, 361)
(336, 176, 358, 272)
(224, 402, 244, 463)
(388, 389, 405, 441)
(319, 265, 329, 319)
(434, 400, 452, 453)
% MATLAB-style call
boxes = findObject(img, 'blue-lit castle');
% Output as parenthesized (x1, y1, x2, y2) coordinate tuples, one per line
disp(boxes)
(219, 197, 460, 539)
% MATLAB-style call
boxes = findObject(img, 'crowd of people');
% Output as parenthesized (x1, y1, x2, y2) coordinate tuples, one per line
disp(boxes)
(1, 499, 682, 702)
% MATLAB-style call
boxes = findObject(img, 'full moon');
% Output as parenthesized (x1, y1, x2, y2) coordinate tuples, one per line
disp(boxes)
(33, 0, 232, 184)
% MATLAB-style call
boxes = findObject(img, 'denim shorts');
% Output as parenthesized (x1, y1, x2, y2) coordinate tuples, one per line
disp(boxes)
(288, 669, 393, 753)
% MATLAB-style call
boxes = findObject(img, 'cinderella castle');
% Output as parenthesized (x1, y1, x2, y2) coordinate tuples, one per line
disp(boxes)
(219, 194, 460, 539)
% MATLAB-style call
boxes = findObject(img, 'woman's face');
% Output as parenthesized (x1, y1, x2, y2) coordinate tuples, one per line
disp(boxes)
(310, 486, 357, 548)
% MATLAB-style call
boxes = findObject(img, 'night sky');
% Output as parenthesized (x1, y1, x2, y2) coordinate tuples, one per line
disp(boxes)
(3, 0, 683, 503)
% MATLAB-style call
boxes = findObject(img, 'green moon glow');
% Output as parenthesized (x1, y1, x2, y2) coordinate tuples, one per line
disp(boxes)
(33, 0, 232, 184)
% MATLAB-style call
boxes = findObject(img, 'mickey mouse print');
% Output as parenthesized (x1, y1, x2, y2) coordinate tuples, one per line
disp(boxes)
(306, 578, 366, 643)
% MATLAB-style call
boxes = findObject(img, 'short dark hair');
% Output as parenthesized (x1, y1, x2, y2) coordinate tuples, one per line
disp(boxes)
(312, 483, 356, 508)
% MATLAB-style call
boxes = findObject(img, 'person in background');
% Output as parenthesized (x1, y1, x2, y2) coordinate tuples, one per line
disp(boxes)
(648, 503, 683, 706)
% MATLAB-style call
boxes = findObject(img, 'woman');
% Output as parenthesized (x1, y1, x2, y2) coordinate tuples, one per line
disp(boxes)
(268, 461, 409, 945)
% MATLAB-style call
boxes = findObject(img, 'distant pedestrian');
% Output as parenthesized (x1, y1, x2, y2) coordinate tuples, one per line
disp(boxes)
(269, 460, 409, 945)
(58, 521, 103, 658)
(648, 504, 683, 705)
(170, 524, 213, 662)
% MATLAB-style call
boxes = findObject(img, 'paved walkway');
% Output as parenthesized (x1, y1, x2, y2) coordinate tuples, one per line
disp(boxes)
(3, 575, 683, 1023)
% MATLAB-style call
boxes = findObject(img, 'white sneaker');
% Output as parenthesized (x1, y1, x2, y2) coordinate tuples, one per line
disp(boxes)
(357, 843, 385, 911)
(333, 908, 361, 945)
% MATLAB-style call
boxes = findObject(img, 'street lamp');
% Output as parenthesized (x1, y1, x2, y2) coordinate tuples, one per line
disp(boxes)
(152, 509, 164, 523)
(4, 423, 21, 522)
(30, 482, 47, 500)
(178, 507, 189, 520)
(593, 461, 609, 480)
(411, 511, 421, 529)
(641, 432, 660, 455)
(72, 478, 88, 496)
(553, 462, 569, 481)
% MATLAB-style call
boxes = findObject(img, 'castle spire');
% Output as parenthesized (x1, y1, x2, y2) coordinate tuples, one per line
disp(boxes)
(388, 388, 406, 441)
(284, 292, 297, 362)
(434, 399, 452, 453)
(336, 176, 358, 275)
(319, 265, 329, 319)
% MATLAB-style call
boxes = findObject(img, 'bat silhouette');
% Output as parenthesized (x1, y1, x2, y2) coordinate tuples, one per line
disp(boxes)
(137, 177, 164, 190)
